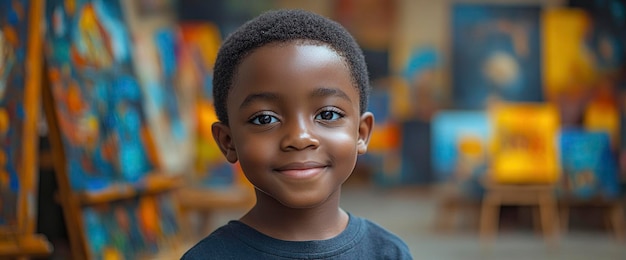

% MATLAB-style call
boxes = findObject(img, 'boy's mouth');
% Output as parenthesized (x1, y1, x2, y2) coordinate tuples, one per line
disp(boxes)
(274, 161, 328, 179)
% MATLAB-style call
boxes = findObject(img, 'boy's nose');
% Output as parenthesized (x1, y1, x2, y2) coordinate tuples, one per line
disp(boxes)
(280, 116, 320, 151)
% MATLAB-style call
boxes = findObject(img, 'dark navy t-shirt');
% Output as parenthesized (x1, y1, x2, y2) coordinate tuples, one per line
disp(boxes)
(181, 214, 412, 259)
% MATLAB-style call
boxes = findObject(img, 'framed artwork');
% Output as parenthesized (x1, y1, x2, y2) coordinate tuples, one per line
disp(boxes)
(451, 4, 543, 109)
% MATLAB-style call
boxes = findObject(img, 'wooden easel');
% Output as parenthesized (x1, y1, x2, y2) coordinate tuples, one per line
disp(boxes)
(479, 103, 561, 246)
(42, 77, 186, 259)
(0, 1, 52, 259)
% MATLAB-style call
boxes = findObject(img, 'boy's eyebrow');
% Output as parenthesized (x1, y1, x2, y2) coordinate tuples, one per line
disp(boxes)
(240, 92, 279, 109)
(311, 87, 352, 103)
(240, 88, 352, 109)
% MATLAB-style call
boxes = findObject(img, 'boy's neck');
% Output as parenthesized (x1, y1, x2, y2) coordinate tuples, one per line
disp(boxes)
(239, 189, 349, 241)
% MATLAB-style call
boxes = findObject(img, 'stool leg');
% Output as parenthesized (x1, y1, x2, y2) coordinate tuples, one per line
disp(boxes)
(539, 194, 558, 246)
(480, 193, 500, 243)
(559, 204, 569, 235)
(609, 204, 624, 241)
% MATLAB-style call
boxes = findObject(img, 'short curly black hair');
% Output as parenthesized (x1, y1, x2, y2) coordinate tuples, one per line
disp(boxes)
(212, 9, 370, 124)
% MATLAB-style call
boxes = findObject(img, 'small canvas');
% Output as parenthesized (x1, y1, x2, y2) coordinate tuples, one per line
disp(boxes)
(432, 111, 490, 182)
(559, 129, 620, 198)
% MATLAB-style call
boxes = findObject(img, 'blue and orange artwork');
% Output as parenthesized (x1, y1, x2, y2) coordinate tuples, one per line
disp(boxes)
(0, 0, 29, 227)
(559, 129, 620, 199)
(44, 0, 153, 191)
(133, 27, 195, 175)
(83, 196, 179, 259)
(452, 4, 543, 109)
(432, 111, 490, 197)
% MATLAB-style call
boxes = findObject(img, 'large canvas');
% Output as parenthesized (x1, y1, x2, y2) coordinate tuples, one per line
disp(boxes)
(0, 0, 29, 230)
(452, 4, 543, 109)
(44, 0, 154, 191)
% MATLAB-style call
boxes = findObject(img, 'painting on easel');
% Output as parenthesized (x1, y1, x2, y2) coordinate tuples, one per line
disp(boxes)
(44, 0, 155, 192)
(0, 0, 31, 232)
(0, 0, 51, 257)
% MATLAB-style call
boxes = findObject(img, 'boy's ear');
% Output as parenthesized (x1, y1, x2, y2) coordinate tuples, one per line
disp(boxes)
(357, 112, 374, 155)
(211, 122, 238, 163)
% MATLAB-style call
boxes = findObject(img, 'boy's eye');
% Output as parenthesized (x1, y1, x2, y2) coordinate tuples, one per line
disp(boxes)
(250, 114, 278, 125)
(315, 110, 343, 121)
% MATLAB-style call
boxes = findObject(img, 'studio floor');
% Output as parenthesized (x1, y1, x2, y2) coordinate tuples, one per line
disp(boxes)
(202, 185, 626, 260)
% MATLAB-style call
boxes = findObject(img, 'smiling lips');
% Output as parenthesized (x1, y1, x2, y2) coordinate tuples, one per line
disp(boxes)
(275, 161, 328, 179)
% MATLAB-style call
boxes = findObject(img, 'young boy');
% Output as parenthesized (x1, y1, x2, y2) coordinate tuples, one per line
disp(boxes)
(182, 9, 412, 259)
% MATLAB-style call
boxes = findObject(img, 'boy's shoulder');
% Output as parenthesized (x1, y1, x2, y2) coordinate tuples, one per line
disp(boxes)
(354, 216, 413, 259)
(181, 222, 241, 259)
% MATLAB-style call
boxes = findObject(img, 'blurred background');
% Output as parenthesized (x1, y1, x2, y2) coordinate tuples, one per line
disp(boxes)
(1, 0, 626, 259)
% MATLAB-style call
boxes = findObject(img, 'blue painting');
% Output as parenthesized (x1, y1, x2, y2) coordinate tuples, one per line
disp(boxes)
(452, 4, 543, 109)
(432, 111, 490, 180)
(432, 111, 490, 197)
(559, 129, 621, 198)
(0, 0, 29, 228)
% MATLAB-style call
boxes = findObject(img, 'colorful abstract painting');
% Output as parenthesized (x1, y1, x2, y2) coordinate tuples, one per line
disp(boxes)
(0, 0, 29, 229)
(132, 27, 195, 175)
(44, 0, 153, 191)
(452, 4, 543, 109)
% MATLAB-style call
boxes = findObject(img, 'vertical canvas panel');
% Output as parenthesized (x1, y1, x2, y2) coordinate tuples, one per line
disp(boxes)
(131, 27, 195, 175)
(452, 4, 543, 109)
(543, 9, 597, 100)
(179, 22, 240, 187)
(44, 0, 153, 191)
(0, 0, 29, 230)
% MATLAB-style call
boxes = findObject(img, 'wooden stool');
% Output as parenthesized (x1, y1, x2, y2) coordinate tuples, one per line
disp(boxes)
(480, 182, 559, 245)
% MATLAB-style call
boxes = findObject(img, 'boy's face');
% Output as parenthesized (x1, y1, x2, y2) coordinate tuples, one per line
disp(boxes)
(212, 42, 373, 209)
